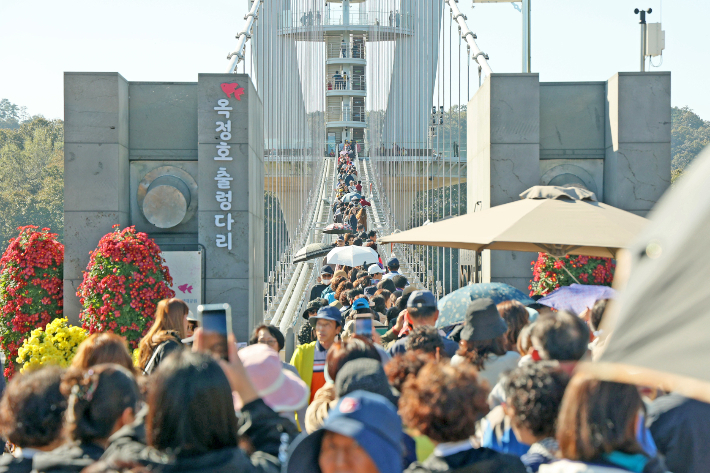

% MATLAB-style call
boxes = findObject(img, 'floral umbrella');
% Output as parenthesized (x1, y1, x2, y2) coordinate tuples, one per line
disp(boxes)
(435, 282, 535, 329)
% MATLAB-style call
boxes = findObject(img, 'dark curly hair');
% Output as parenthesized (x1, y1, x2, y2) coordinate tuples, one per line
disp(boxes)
(399, 361, 489, 443)
(505, 362, 570, 438)
(0, 367, 66, 448)
(336, 281, 354, 305)
(385, 351, 433, 393)
(404, 326, 446, 355)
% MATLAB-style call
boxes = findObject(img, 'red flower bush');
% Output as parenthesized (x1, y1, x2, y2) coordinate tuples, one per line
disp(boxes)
(77, 226, 174, 349)
(0, 226, 64, 378)
(529, 252, 615, 297)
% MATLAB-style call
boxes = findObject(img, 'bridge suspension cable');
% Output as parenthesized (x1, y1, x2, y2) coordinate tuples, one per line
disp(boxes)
(223, 0, 494, 333)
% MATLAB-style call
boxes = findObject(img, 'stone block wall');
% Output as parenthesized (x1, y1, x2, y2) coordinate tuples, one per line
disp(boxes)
(467, 72, 671, 292)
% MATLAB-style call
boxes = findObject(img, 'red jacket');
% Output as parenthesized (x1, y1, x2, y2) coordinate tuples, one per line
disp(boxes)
(359, 199, 372, 207)
(355, 184, 362, 193)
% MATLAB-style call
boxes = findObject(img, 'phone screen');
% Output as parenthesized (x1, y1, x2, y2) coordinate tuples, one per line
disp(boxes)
(199, 305, 231, 360)
(355, 316, 373, 339)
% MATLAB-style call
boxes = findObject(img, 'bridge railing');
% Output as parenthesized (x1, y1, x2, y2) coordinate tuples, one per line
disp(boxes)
(277, 10, 414, 32)
(327, 43, 366, 60)
(326, 106, 366, 123)
(326, 74, 366, 93)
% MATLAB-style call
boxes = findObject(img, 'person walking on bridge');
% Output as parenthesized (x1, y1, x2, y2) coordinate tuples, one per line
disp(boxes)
(291, 307, 343, 404)
(357, 205, 368, 232)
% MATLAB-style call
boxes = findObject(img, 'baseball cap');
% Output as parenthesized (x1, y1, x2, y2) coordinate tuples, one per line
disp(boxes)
(364, 286, 377, 297)
(368, 264, 383, 275)
(386, 257, 399, 268)
(285, 391, 403, 473)
(460, 297, 508, 342)
(406, 290, 437, 310)
(351, 298, 370, 311)
(309, 306, 343, 327)
(321, 265, 334, 275)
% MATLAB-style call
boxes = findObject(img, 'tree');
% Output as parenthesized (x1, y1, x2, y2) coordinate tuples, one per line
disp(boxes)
(671, 106, 710, 182)
(0, 99, 29, 130)
(0, 116, 64, 252)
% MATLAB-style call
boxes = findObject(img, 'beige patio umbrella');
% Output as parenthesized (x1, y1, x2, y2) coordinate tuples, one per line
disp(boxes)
(379, 186, 648, 259)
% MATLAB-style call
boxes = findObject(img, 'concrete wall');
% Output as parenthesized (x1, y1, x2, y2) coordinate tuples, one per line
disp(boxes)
(64, 72, 264, 340)
(605, 72, 671, 215)
(64, 72, 130, 324)
(197, 73, 264, 340)
(468, 74, 540, 291)
(467, 71, 671, 292)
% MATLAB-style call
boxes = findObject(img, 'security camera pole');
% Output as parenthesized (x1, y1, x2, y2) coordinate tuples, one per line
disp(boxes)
(634, 8, 652, 72)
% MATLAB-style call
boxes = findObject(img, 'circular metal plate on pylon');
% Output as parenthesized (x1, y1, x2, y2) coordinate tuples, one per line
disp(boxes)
(137, 166, 198, 228)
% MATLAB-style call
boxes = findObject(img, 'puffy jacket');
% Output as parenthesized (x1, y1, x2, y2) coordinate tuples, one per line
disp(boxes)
(32, 443, 104, 473)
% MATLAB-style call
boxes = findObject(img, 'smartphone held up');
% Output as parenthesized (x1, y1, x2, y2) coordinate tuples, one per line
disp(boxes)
(197, 303, 233, 360)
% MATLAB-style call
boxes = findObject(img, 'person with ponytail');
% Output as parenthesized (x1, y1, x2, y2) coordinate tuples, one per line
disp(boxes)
(32, 364, 141, 473)
(0, 367, 67, 473)
(138, 298, 189, 375)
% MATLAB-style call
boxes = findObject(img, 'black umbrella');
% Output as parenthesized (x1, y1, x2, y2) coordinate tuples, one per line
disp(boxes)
(293, 242, 336, 264)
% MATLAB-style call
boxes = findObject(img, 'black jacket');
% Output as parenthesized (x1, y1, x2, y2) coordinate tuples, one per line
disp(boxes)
(158, 448, 279, 473)
(99, 404, 164, 468)
(152, 399, 284, 473)
(405, 447, 527, 473)
(309, 284, 328, 302)
(0, 454, 32, 473)
(143, 337, 182, 375)
(647, 393, 710, 473)
(32, 443, 104, 473)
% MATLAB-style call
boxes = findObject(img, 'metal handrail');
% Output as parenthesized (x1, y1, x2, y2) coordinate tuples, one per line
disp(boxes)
(326, 74, 366, 92)
(327, 43, 366, 60)
(278, 11, 414, 30)
(326, 105, 366, 123)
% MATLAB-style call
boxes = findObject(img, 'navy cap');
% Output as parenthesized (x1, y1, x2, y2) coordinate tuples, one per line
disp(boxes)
(321, 265, 334, 275)
(351, 298, 370, 310)
(364, 286, 377, 297)
(285, 391, 402, 473)
(309, 306, 343, 327)
(406, 290, 438, 310)
(386, 257, 399, 268)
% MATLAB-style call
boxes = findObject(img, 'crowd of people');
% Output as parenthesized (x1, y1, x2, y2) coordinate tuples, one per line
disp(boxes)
(0, 154, 708, 473)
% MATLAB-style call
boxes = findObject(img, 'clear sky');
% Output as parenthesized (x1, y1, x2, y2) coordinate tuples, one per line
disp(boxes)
(0, 0, 706, 120)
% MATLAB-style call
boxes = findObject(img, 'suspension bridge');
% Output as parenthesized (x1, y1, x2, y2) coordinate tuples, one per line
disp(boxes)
(61, 0, 671, 345)
(224, 0, 493, 341)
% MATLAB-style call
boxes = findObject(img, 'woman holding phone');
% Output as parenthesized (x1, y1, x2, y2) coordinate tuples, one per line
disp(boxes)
(138, 298, 189, 375)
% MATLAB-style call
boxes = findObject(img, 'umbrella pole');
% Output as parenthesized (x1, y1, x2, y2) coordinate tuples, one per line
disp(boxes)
(555, 256, 582, 285)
